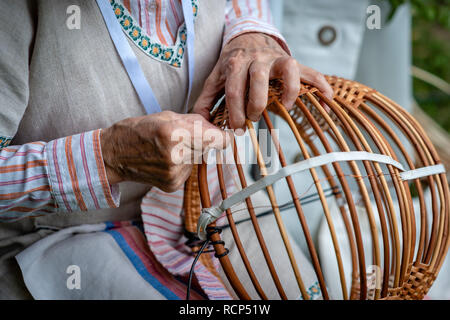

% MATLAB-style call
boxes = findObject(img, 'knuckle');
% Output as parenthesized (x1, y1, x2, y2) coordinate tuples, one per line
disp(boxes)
(278, 56, 296, 70)
(158, 123, 174, 140)
(226, 87, 241, 101)
(191, 113, 205, 122)
(160, 110, 177, 119)
(248, 96, 266, 113)
(253, 52, 266, 61)
(203, 76, 217, 90)
(313, 72, 326, 83)
(284, 57, 298, 68)
(226, 57, 244, 74)
(249, 68, 267, 82)
(285, 81, 300, 95)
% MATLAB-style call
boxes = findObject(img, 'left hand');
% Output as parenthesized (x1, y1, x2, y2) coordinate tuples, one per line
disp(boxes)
(193, 32, 334, 130)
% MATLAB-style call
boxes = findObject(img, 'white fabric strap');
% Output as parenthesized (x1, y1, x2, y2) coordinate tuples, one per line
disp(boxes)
(400, 164, 445, 181)
(197, 151, 446, 239)
(180, 0, 196, 113)
(97, 0, 195, 115)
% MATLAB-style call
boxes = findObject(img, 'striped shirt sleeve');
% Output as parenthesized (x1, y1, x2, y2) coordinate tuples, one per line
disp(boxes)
(0, 129, 120, 222)
(224, 0, 290, 53)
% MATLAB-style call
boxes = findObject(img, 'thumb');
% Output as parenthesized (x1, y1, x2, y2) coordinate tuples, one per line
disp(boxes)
(193, 67, 224, 120)
(200, 120, 232, 151)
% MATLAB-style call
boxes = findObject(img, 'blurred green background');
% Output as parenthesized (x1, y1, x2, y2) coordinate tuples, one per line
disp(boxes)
(403, 0, 450, 132)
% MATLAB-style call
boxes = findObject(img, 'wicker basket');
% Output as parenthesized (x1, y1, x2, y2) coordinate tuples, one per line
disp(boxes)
(185, 76, 449, 300)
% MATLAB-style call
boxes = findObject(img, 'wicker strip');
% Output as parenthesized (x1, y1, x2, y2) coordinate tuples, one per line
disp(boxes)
(183, 165, 221, 279)
(185, 76, 449, 300)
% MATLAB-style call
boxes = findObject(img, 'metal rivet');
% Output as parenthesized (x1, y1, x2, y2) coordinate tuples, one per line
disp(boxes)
(318, 25, 337, 46)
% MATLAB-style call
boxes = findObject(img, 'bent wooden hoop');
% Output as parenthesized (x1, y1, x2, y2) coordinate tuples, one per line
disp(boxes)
(185, 76, 449, 300)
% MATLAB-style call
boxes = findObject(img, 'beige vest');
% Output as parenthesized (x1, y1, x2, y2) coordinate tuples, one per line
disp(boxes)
(12, 0, 225, 229)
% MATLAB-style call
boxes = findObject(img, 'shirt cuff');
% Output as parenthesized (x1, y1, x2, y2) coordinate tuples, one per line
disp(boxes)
(223, 17, 291, 55)
(45, 129, 120, 213)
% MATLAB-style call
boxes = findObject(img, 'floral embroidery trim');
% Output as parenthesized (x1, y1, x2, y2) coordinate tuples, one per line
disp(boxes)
(110, 0, 198, 68)
(0, 136, 12, 149)
(298, 281, 322, 300)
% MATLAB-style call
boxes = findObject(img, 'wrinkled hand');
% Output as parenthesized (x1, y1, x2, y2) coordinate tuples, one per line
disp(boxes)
(101, 111, 230, 192)
(194, 32, 334, 130)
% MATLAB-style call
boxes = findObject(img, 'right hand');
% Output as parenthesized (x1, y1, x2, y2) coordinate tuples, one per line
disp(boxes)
(100, 111, 231, 192)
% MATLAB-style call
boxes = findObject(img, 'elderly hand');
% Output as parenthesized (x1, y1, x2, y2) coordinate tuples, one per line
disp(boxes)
(194, 32, 334, 130)
(100, 111, 230, 191)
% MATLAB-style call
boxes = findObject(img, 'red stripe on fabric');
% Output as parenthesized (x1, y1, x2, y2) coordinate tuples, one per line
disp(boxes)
(141, 212, 182, 226)
(0, 149, 43, 160)
(145, 231, 179, 242)
(0, 160, 47, 174)
(148, 188, 183, 199)
(257, 0, 263, 19)
(1, 148, 42, 154)
(0, 196, 53, 211)
(118, 227, 204, 300)
(169, 0, 180, 25)
(118, 227, 187, 298)
(147, 240, 187, 253)
(4, 203, 56, 213)
(1, 148, 19, 153)
(29, 142, 45, 146)
(165, 19, 176, 43)
(143, 221, 181, 236)
(123, 0, 131, 11)
(79, 133, 100, 209)
(92, 130, 117, 208)
(142, 195, 182, 209)
(148, 245, 185, 256)
(157, 252, 192, 269)
(52, 139, 71, 211)
(246, 0, 252, 15)
(138, 0, 143, 26)
(65, 136, 87, 211)
(0, 174, 47, 187)
(141, 202, 180, 218)
(232, 0, 242, 18)
(145, 0, 151, 36)
(0, 185, 51, 200)
(155, 0, 168, 45)
(224, 19, 260, 35)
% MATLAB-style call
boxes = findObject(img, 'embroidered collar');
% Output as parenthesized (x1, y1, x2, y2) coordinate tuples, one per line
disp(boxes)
(110, 0, 198, 68)
(0, 136, 12, 149)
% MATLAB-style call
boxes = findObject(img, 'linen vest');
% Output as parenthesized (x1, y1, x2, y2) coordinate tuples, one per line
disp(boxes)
(11, 0, 225, 229)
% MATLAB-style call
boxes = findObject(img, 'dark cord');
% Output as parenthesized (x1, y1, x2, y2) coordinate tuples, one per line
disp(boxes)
(186, 226, 229, 300)
(186, 238, 210, 300)
(185, 186, 342, 299)
(220, 186, 341, 230)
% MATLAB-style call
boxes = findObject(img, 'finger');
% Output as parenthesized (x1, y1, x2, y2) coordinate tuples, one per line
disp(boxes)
(225, 56, 250, 130)
(193, 66, 224, 120)
(298, 64, 334, 101)
(270, 57, 300, 110)
(185, 115, 232, 152)
(200, 120, 232, 151)
(247, 60, 271, 122)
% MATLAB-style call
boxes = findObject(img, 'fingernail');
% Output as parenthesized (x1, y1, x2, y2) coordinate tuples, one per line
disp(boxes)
(283, 102, 295, 110)
(235, 128, 245, 136)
